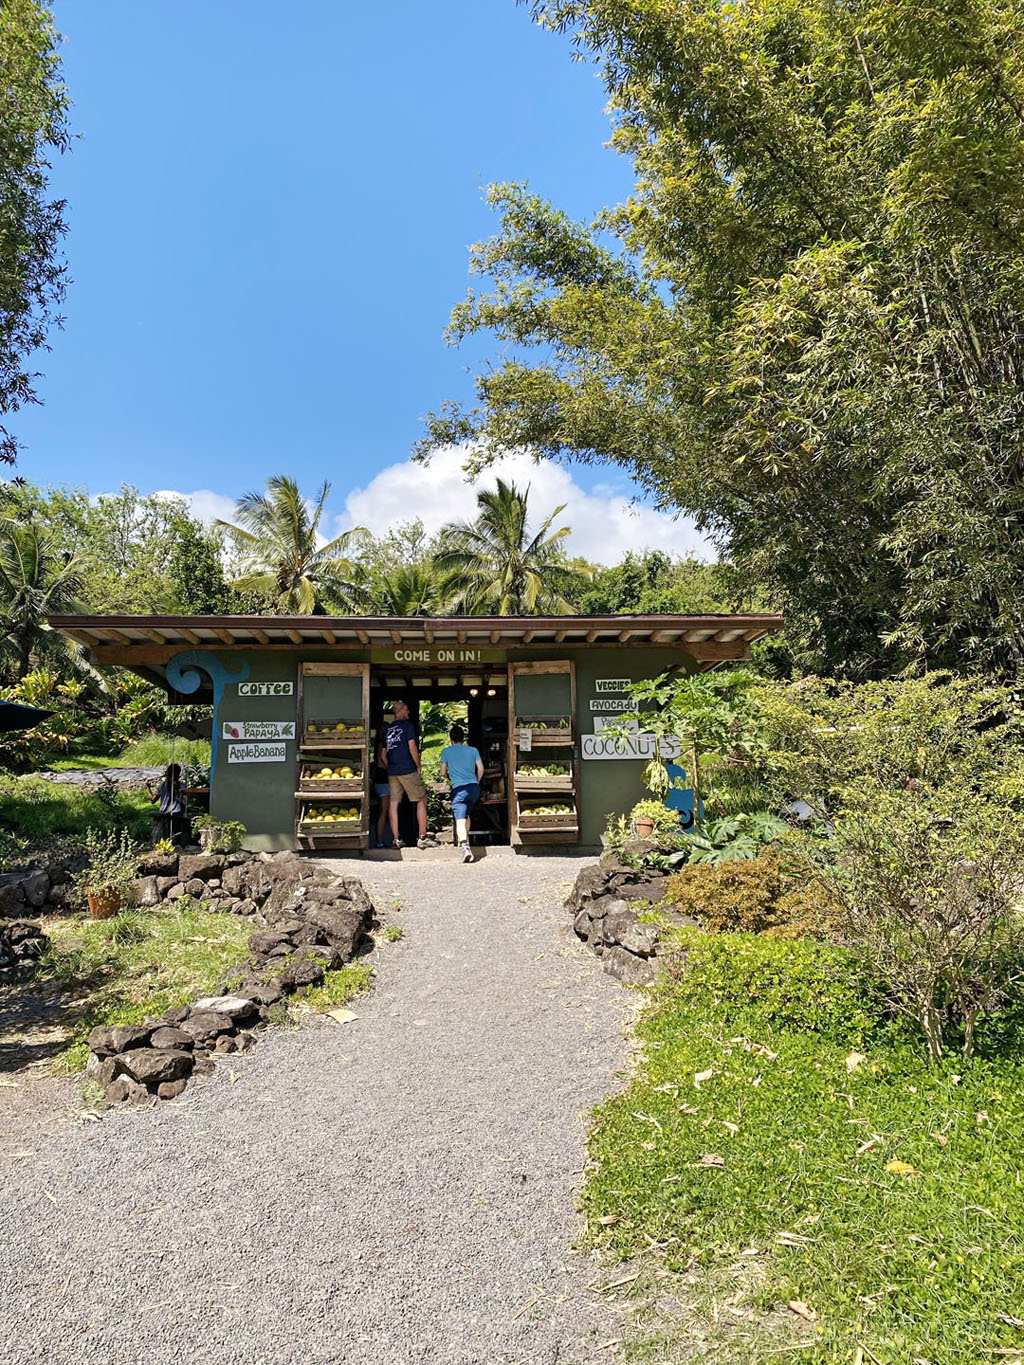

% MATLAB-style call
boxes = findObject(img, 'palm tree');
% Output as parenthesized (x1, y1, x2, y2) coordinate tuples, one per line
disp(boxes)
(0, 518, 91, 679)
(436, 479, 591, 614)
(362, 560, 458, 616)
(217, 476, 367, 614)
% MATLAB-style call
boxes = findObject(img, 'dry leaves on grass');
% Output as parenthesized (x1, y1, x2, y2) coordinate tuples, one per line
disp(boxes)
(788, 1299, 817, 1323)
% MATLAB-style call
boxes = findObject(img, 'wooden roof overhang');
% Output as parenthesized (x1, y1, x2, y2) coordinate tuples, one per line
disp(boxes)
(48, 612, 784, 693)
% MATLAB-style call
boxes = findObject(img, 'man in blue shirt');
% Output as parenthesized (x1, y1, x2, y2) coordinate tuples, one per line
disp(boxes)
(440, 723, 483, 863)
(382, 699, 429, 850)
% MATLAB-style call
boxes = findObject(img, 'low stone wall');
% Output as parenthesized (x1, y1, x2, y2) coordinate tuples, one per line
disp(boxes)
(85, 850, 377, 1106)
(0, 856, 84, 916)
(0, 917, 49, 984)
(566, 857, 670, 984)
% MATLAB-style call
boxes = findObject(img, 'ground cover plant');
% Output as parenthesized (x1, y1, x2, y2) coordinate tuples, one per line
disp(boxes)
(583, 930, 1024, 1364)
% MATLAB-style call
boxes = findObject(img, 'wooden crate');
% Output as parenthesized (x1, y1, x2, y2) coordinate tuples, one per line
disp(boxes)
(514, 770, 573, 792)
(515, 715, 572, 746)
(302, 718, 367, 746)
(298, 764, 363, 795)
(517, 799, 578, 830)
(299, 818, 362, 835)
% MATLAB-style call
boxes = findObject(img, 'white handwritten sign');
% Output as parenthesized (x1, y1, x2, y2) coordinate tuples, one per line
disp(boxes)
(517, 727, 533, 752)
(594, 678, 631, 694)
(222, 720, 295, 741)
(581, 733, 681, 761)
(237, 681, 293, 697)
(226, 741, 288, 763)
(590, 699, 634, 712)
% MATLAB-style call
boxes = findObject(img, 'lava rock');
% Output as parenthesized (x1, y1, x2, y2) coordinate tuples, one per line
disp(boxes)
(87, 1023, 153, 1056)
(157, 1078, 189, 1100)
(602, 946, 657, 986)
(149, 1025, 193, 1050)
(129, 876, 161, 908)
(85, 1054, 123, 1087)
(279, 953, 324, 990)
(190, 995, 257, 1019)
(105, 1075, 148, 1104)
(184, 878, 208, 898)
(177, 853, 225, 883)
(136, 851, 179, 878)
(165, 883, 186, 900)
(179, 1010, 235, 1043)
(120, 1048, 193, 1085)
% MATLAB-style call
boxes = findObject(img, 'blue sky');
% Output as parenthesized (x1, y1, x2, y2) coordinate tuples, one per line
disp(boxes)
(18, 0, 705, 563)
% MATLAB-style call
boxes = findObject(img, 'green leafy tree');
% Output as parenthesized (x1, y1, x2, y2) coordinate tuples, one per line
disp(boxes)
(436, 478, 591, 614)
(0, 1, 69, 466)
(0, 515, 88, 678)
(166, 514, 230, 614)
(422, 1, 1024, 677)
(217, 476, 368, 614)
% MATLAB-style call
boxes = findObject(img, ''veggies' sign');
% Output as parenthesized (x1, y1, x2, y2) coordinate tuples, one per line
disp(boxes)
(237, 681, 293, 696)
(594, 678, 631, 694)
(222, 721, 295, 740)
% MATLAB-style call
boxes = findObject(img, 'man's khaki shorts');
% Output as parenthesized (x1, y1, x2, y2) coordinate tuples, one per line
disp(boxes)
(389, 770, 427, 802)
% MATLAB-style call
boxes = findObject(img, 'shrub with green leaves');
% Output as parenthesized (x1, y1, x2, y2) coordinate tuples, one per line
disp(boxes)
(664, 849, 838, 939)
(827, 786, 1024, 1063)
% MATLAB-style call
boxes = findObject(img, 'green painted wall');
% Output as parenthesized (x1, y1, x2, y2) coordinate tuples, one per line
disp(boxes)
(187, 642, 696, 852)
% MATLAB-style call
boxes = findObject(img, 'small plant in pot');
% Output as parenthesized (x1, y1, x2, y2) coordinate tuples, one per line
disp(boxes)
(630, 798, 680, 840)
(193, 815, 246, 854)
(68, 829, 141, 919)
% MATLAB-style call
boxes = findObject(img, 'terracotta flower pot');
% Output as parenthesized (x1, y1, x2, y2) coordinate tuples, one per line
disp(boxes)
(86, 887, 121, 920)
(634, 817, 656, 838)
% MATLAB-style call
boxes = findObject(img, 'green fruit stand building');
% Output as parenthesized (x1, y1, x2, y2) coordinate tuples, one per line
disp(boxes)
(50, 613, 783, 852)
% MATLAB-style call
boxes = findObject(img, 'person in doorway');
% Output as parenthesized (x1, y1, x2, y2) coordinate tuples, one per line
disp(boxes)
(382, 699, 429, 850)
(440, 723, 483, 863)
(371, 712, 393, 848)
(145, 763, 187, 845)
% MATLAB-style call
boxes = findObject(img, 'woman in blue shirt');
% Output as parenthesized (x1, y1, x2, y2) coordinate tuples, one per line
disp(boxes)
(439, 724, 483, 863)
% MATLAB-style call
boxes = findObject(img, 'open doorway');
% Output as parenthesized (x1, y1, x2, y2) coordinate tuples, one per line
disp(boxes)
(368, 668, 509, 849)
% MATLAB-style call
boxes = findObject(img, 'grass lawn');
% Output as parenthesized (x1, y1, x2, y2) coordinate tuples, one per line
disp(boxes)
(584, 929, 1024, 1364)
(46, 904, 254, 1073)
(0, 773, 152, 846)
(42, 907, 378, 1076)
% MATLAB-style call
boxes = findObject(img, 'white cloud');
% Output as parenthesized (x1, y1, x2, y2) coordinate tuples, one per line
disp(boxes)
(337, 446, 712, 565)
(152, 488, 238, 526)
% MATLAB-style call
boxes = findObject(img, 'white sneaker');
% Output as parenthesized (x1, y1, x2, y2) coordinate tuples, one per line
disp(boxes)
(460, 842, 472, 863)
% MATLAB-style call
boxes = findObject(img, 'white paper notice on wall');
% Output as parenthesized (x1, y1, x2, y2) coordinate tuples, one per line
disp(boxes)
(222, 721, 295, 741)
(226, 741, 288, 763)
(594, 715, 639, 733)
(518, 727, 533, 751)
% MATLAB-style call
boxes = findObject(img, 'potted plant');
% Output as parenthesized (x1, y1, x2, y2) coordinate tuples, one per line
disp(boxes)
(68, 829, 141, 920)
(630, 798, 677, 840)
(193, 815, 246, 853)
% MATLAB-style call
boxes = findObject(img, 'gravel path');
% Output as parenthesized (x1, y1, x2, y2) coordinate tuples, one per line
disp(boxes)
(2, 849, 630, 1365)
